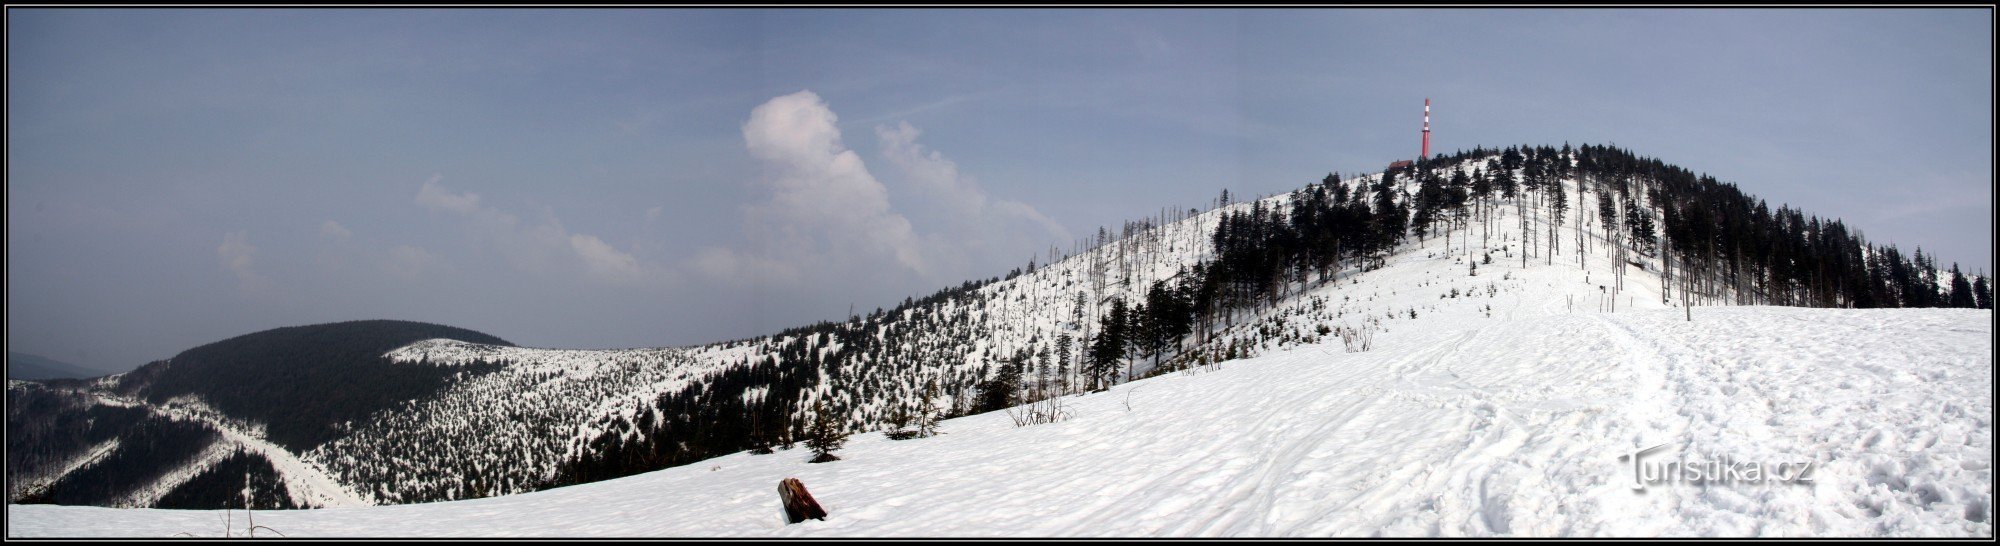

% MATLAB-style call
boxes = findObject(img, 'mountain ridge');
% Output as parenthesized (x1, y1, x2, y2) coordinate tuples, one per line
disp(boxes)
(5, 352, 113, 382)
(9, 143, 1991, 509)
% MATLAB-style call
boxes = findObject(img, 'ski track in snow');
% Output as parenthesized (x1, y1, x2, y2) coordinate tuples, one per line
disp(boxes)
(9, 307, 1989, 538)
(10, 439, 120, 503)
(74, 392, 368, 509)
(120, 441, 233, 509)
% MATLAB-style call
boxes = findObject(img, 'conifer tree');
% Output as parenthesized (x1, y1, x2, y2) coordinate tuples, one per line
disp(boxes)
(1948, 264, 1975, 308)
(1053, 333, 1074, 394)
(918, 381, 943, 438)
(1087, 298, 1129, 391)
(805, 400, 846, 463)
(976, 359, 1024, 414)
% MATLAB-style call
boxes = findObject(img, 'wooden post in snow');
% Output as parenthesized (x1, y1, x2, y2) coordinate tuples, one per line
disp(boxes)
(778, 478, 828, 524)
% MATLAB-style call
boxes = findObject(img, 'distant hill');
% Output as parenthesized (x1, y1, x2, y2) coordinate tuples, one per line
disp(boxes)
(6, 352, 110, 381)
(8, 320, 515, 509)
(113, 319, 514, 452)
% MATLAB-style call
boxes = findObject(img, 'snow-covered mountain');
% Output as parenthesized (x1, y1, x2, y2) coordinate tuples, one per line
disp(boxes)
(7, 144, 1990, 537)
(8, 268, 1990, 536)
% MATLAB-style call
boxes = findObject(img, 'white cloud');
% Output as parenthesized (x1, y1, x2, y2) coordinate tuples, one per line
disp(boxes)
(570, 234, 644, 284)
(875, 122, 979, 216)
(320, 220, 353, 242)
(414, 175, 658, 286)
(217, 231, 273, 294)
(706, 90, 929, 284)
(876, 121, 1070, 239)
(874, 120, 1071, 277)
(415, 174, 483, 215)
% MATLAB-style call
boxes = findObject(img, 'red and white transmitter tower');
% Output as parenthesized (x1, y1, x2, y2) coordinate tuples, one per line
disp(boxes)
(1421, 98, 1432, 159)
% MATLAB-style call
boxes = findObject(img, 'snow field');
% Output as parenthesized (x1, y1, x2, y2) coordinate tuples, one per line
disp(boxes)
(11, 306, 1988, 537)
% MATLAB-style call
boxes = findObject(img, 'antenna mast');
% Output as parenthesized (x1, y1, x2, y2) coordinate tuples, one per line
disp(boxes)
(1421, 98, 1431, 160)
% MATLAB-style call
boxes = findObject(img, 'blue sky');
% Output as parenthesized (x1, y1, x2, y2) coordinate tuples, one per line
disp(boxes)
(7, 8, 1992, 372)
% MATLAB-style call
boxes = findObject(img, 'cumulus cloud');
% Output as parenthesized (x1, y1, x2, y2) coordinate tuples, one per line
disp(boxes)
(701, 90, 930, 285)
(699, 91, 1080, 291)
(217, 231, 273, 294)
(870, 120, 1072, 283)
(875, 121, 1071, 243)
(744, 92, 928, 276)
(415, 175, 657, 286)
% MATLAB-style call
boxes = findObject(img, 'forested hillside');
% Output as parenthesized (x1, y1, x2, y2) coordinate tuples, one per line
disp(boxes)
(10, 144, 1990, 509)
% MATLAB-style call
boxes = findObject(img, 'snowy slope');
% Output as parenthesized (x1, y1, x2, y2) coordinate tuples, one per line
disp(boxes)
(203, 154, 1741, 505)
(311, 342, 718, 503)
(377, 154, 1650, 485)
(10, 380, 367, 509)
(146, 396, 368, 508)
(12, 150, 1985, 519)
(9, 306, 1989, 537)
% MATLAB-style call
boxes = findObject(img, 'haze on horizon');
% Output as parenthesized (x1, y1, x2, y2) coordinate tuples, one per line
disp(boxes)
(7, 8, 1993, 373)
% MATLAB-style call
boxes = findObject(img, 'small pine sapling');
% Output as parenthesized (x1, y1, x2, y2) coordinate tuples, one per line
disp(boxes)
(805, 402, 847, 463)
